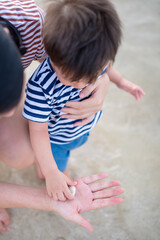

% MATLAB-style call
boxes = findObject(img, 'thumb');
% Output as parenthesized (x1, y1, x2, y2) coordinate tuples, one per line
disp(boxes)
(79, 84, 95, 98)
(72, 214, 93, 233)
(66, 177, 77, 186)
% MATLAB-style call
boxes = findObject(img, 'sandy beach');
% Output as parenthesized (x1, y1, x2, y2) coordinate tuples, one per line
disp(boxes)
(0, 0, 160, 239)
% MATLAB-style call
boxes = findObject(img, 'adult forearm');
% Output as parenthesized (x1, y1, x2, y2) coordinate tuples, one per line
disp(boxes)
(0, 182, 52, 211)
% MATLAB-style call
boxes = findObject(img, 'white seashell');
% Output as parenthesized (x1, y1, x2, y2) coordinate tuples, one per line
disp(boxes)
(69, 186, 76, 196)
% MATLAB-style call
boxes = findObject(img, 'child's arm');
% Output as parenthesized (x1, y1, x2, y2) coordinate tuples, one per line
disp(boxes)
(107, 65, 145, 100)
(29, 120, 76, 201)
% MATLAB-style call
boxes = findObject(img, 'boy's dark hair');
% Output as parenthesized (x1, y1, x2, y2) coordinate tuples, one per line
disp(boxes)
(0, 26, 23, 113)
(43, 0, 122, 83)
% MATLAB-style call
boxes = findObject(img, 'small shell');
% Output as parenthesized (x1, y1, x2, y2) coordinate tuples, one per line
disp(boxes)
(69, 186, 76, 196)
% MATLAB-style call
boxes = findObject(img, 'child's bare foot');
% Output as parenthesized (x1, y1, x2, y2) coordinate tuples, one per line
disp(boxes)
(0, 208, 10, 234)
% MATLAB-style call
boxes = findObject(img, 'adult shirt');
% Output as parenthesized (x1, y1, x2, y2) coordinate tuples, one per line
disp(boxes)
(0, 0, 46, 69)
(23, 57, 106, 144)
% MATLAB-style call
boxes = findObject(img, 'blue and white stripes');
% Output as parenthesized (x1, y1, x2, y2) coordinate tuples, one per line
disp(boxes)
(23, 57, 104, 144)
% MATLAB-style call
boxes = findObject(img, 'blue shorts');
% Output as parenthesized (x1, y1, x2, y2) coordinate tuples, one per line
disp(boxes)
(50, 132, 89, 172)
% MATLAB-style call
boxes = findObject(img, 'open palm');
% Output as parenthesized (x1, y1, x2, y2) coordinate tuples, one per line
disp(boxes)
(53, 173, 124, 232)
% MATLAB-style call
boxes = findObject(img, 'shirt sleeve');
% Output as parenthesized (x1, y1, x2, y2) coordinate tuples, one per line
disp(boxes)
(34, 6, 47, 60)
(98, 66, 107, 79)
(23, 79, 53, 123)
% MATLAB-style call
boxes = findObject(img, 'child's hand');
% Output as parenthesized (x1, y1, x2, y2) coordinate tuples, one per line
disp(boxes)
(117, 78, 145, 100)
(45, 169, 77, 201)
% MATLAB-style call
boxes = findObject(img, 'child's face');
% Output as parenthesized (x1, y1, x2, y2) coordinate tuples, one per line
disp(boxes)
(51, 63, 88, 89)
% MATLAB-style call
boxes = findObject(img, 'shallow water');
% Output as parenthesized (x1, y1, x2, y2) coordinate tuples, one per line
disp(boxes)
(0, 0, 160, 239)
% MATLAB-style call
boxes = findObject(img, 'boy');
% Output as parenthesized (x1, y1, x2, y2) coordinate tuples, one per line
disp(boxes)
(0, 26, 124, 233)
(23, 0, 144, 201)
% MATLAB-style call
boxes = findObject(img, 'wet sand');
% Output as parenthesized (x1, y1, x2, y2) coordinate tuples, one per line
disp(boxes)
(0, 0, 160, 239)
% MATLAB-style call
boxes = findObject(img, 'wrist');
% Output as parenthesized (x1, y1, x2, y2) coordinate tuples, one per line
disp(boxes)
(22, 187, 57, 212)
(39, 188, 57, 212)
(26, 187, 57, 212)
(43, 165, 58, 178)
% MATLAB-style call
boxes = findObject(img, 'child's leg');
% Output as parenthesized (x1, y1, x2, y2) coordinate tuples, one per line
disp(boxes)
(50, 133, 90, 173)
(50, 144, 70, 173)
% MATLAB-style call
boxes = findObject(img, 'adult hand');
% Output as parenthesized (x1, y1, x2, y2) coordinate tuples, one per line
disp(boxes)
(52, 173, 124, 232)
(61, 73, 110, 126)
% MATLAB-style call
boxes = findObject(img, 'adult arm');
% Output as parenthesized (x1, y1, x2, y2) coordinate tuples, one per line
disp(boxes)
(0, 173, 124, 232)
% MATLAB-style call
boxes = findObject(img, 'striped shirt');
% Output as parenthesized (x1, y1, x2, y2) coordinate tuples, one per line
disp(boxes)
(0, 0, 46, 69)
(23, 57, 105, 144)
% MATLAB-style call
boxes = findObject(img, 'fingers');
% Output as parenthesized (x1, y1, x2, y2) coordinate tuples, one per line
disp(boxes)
(62, 95, 99, 114)
(47, 173, 76, 201)
(52, 188, 73, 201)
(73, 115, 95, 127)
(90, 180, 121, 192)
(51, 189, 73, 201)
(1, 212, 10, 227)
(63, 100, 88, 110)
(62, 105, 88, 116)
(138, 92, 143, 99)
(66, 176, 77, 186)
(92, 188, 124, 200)
(50, 186, 75, 201)
(54, 194, 58, 201)
(82, 173, 108, 184)
(140, 90, 145, 96)
(64, 177, 76, 200)
(79, 84, 96, 98)
(72, 214, 93, 233)
(63, 186, 74, 200)
(133, 87, 145, 100)
(138, 89, 145, 98)
(0, 209, 10, 234)
(61, 112, 95, 121)
(0, 221, 7, 234)
(61, 85, 104, 119)
(135, 92, 139, 100)
(92, 197, 123, 210)
(57, 192, 66, 202)
(61, 103, 96, 118)
(50, 192, 58, 201)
